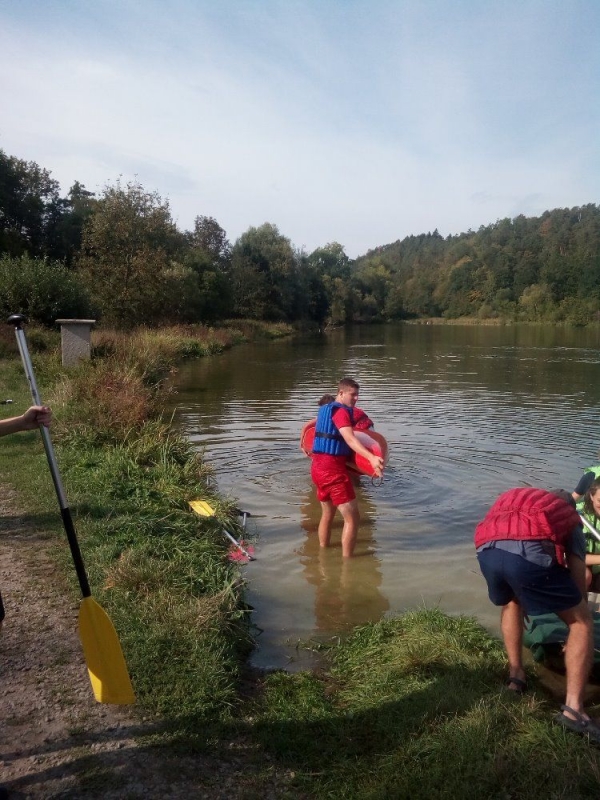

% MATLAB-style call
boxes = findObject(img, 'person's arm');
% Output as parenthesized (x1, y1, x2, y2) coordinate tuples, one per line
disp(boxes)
(567, 553, 588, 596)
(566, 525, 588, 595)
(586, 553, 600, 567)
(573, 472, 595, 502)
(0, 406, 51, 437)
(338, 425, 384, 477)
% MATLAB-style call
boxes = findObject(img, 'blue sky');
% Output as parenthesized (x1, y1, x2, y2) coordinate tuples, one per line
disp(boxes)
(1, 0, 598, 257)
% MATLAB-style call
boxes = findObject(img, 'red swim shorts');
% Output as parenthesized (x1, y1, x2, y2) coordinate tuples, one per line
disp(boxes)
(311, 454, 355, 506)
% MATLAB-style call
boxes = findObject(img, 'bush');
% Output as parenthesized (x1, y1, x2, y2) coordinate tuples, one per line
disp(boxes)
(0, 254, 93, 326)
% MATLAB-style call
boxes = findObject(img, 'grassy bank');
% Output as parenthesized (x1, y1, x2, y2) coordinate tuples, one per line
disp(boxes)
(2, 321, 600, 797)
(0, 321, 290, 723)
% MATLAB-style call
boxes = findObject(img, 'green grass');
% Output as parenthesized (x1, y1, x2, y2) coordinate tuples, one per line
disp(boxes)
(0, 323, 264, 725)
(245, 611, 600, 798)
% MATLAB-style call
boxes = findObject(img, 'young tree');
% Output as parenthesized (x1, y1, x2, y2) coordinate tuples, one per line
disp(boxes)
(77, 180, 180, 327)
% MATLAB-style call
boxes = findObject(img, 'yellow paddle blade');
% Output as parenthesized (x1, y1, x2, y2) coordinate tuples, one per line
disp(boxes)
(78, 597, 136, 705)
(189, 499, 216, 517)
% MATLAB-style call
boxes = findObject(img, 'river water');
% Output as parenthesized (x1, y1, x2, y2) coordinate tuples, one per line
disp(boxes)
(169, 323, 600, 670)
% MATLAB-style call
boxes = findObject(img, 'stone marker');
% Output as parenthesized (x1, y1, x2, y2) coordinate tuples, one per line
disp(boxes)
(55, 319, 96, 366)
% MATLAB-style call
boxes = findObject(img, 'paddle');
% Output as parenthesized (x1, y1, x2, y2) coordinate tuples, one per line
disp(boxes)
(189, 499, 256, 561)
(8, 314, 135, 704)
(580, 513, 600, 543)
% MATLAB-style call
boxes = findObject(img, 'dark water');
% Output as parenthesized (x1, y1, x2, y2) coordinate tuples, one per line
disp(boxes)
(168, 323, 600, 670)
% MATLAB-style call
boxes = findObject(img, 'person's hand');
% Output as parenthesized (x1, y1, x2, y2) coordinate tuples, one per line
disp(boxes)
(369, 454, 384, 477)
(21, 405, 52, 430)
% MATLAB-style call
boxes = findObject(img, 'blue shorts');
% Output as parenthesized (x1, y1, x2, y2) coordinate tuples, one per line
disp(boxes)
(477, 548, 582, 616)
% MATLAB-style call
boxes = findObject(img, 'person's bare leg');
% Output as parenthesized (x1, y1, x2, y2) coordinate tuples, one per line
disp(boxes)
(557, 601, 593, 717)
(318, 501, 336, 548)
(337, 499, 360, 558)
(500, 600, 527, 687)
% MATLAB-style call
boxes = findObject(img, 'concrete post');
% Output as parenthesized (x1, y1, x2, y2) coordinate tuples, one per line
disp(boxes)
(55, 319, 96, 366)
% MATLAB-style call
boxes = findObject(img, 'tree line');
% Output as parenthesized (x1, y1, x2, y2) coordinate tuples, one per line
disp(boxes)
(1, 147, 599, 327)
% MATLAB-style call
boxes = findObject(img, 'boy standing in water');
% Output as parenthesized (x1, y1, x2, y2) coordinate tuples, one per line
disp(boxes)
(310, 378, 383, 558)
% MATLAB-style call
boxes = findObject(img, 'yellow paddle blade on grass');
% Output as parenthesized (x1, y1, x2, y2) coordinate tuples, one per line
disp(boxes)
(79, 597, 136, 705)
(189, 499, 216, 517)
(189, 500, 256, 561)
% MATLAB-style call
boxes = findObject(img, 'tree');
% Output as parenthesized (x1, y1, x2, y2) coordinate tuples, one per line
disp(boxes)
(518, 283, 554, 320)
(180, 216, 232, 321)
(186, 215, 230, 265)
(0, 149, 60, 258)
(230, 223, 298, 320)
(77, 180, 180, 327)
(45, 181, 96, 266)
(308, 243, 353, 325)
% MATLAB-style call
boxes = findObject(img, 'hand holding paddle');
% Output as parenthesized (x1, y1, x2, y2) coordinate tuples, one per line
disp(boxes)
(8, 314, 135, 704)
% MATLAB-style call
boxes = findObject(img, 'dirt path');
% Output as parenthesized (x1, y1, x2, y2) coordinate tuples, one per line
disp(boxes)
(0, 487, 280, 799)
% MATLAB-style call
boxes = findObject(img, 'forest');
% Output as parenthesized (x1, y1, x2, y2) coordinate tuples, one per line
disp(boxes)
(1, 146, 599, 328)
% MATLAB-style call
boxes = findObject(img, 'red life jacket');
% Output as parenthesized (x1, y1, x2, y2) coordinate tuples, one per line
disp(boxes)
(474, 487, 580, 567)
(353, 407, 374, 431)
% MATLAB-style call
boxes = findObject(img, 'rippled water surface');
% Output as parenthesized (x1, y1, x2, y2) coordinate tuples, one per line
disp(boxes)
(168, 324, 600, 669)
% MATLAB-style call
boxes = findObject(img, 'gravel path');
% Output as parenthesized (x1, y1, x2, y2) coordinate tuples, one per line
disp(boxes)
(0, 486, 283, 799)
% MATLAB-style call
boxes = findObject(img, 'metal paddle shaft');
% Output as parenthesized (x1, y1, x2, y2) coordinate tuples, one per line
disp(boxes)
(9, 315, 91, 597)
(580, 513, 600, 543)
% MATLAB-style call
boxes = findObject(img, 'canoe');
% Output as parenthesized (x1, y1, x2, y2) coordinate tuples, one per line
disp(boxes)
(301, 422, 388, 478)
(523, 609, 600, 680)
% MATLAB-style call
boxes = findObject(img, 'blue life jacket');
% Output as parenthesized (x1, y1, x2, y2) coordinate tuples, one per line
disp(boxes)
(313, 402, 354, 456)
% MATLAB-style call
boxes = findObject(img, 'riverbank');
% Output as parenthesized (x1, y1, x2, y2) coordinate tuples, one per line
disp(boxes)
(2, 322, 600, 797)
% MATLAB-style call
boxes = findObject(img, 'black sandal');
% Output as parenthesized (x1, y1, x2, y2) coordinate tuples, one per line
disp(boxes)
(504, 677, 527, 695)
(554, 705, 600, 743)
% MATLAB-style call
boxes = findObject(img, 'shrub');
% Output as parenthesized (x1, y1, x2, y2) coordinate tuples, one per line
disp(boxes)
(0, 254, 93, 326)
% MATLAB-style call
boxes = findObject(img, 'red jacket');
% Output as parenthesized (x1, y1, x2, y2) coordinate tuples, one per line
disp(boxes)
(474, 488, 580, 566)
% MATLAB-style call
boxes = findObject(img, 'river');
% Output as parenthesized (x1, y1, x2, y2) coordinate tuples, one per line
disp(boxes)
(168, 323, 600, 670)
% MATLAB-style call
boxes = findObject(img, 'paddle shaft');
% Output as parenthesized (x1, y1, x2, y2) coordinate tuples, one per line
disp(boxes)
(221, 526, 255, 561)
(580, 513, 600, 543)
(11, 319, 91, 598)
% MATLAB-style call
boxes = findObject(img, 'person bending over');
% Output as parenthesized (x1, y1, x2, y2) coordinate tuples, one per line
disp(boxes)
(475, 487, 600, 741)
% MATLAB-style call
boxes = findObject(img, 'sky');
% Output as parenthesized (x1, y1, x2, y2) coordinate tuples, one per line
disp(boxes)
(1, 0, 599, 258)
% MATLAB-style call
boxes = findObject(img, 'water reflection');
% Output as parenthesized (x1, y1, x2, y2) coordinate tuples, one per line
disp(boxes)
(296, 488, 389, 634)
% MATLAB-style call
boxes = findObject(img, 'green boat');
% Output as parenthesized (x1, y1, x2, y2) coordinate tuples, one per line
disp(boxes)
(523, 609, 600, 680)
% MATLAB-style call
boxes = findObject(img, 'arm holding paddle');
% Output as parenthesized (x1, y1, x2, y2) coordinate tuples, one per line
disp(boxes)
(338, 425, 384, 477)
(0, 405, 52, 633)
(0, 405, 51, 435)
